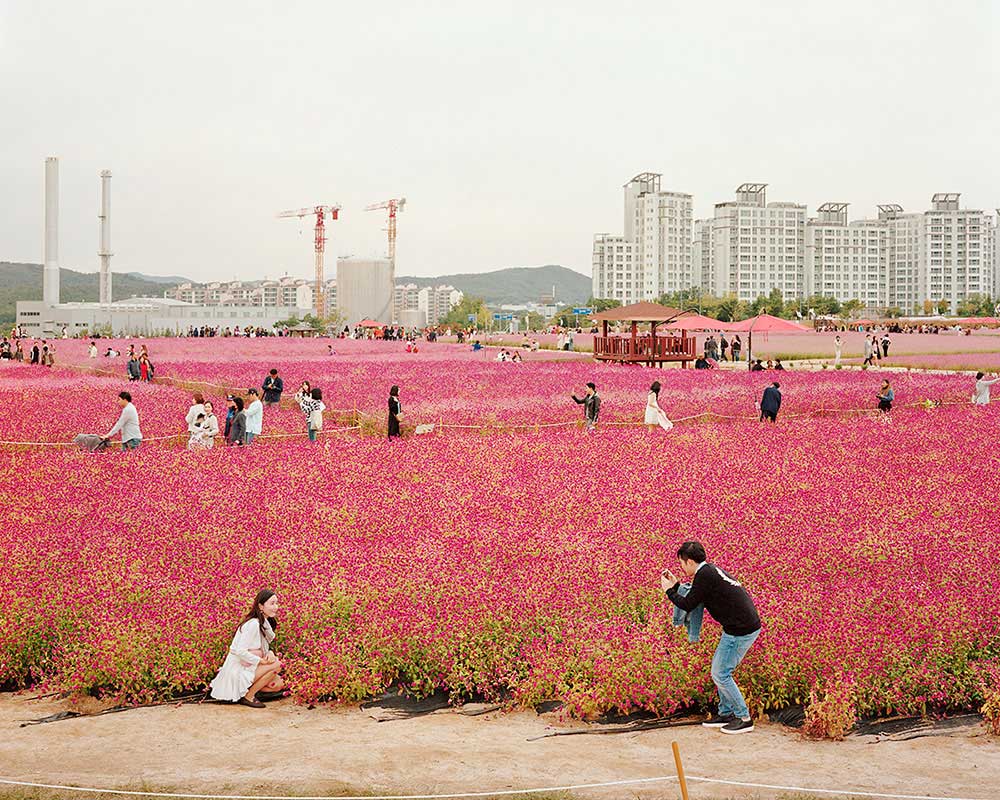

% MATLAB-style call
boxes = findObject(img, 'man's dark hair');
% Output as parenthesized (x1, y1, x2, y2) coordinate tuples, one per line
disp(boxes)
(773, 382, 780, 389)
(977, 372, 985, 380)
(586, 382, 596, 391)
(677, 540, 707, 563)
(311, 388, 322, 401)
(118, 391, 132, 402)
(269, 369, 278, 375)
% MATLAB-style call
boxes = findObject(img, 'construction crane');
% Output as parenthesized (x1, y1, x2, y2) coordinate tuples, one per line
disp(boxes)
(364, 197, 406, 323)
(276, 204, 341, 318)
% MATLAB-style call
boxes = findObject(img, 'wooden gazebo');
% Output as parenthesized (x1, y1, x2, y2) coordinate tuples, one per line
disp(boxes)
(593, 302, 697, 366)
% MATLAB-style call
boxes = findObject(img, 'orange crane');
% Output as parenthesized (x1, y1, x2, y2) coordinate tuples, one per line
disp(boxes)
(364, 197, 406, 323)
(277, 204, 341, 318)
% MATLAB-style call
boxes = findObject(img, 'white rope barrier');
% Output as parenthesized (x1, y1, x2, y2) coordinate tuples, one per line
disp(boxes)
(0, 772, 987, 800)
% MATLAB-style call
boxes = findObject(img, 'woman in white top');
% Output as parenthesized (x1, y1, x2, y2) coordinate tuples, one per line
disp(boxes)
(644, 381, 674, 431)
(185, 393, 206, 433)
(973, 372, 1000, 406)
(833, 335, 842, 367)
(209, 590, 284, 708)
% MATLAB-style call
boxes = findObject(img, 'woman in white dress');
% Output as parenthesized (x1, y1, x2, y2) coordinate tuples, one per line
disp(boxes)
(833, 335, 842, 367)
(209, 590, 285, 708)
(644, 381, 674, 431)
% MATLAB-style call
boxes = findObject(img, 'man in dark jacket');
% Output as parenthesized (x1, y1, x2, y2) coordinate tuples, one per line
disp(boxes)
(571, 382, 600, 432)
(30, 341, 40, 364)
(126, 355, 141, 381)
(759, 382, 781, 422)
(262, 369, 284, 407)
(662, 540, 761, 735)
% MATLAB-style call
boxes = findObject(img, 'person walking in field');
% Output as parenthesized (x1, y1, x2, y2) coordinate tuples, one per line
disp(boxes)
(730, 335, 742, 362)
(876, 379, 894, 414)
(572, 382, 600, 432)
(973, 372, 1000, 406)
(644, 381, 673, 431)
(388, 385, 403, 438)
(881, 333, 891, 358)
(862, 336, 874, 367)
(833, 335, 842, 367)
(209, 590, 285, 708)
(759, 382, 781, 423)
(103, 391, 142, 451)
(662, 541, 761, 734)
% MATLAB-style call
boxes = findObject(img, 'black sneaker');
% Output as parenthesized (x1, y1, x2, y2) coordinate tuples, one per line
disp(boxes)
(702, 714, 737, 728)
(720, 718, 754, 734)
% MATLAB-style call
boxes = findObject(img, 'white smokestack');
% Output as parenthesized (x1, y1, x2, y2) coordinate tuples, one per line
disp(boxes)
(99, 170, 113, 304)
(43, 157, 60, 306)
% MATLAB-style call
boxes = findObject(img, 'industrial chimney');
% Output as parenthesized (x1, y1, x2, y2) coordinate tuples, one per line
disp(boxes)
(43, 157, 60, 306)
(99, 170, 113, 304)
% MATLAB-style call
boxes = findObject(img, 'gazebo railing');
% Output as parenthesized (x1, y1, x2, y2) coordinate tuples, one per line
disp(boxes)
(593, 335, 696, 360)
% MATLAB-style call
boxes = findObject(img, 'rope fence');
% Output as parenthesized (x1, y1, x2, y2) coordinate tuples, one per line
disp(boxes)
(0, 772, 986, 800)
(0, 361, 992, 449)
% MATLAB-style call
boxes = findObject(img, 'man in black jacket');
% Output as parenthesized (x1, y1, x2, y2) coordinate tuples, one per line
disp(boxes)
(571, 382, 600, 432)
(262, 369, 284, 407)
(662, 540, 761, 734)
(759, 382, 781, 423)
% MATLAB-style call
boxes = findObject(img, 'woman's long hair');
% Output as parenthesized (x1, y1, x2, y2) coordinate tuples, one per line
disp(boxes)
(239, 589, 277, 638)
(650, 381, 661, 396)
(389, 385, 399, 397)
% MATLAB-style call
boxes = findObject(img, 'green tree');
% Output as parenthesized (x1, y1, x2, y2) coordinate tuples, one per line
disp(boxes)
(442, 296, 489, 328)
(841, 298, 865, 318)
(587, 297, 621, 313)
(715, 295, 745, 322)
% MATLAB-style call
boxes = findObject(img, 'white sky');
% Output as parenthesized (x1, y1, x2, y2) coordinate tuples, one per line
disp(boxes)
(1, 0, 997, 283)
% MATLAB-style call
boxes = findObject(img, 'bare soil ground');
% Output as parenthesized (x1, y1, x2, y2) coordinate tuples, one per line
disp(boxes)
(1, 693, 995, 800)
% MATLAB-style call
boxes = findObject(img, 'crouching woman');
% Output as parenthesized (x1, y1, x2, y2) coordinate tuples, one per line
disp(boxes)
(210, 589, 286, 708)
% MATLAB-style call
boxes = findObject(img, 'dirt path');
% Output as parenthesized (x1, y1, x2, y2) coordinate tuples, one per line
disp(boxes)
(1, 694, 996, 800)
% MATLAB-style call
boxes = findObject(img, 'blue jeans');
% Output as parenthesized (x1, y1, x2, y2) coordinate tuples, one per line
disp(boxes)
(121, 438, 141, 451)
(671, 584, 704, 643)
(307, 426, 317, 442)
(711, 629, 760, 720)
(245, 432, 256, 445)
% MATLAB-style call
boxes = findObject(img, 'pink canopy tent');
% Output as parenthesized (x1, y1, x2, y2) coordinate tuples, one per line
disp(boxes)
(728, 314, 810, 333)
(728, 314, 810, 370)
(661, 313, 733, 331)
(359, 319, 384, 328)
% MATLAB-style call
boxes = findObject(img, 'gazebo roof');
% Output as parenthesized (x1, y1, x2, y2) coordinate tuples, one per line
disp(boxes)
(593, 302, 684, 322)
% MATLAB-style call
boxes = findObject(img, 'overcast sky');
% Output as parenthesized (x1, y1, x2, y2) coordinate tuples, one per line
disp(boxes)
(1, 1, 997, 283)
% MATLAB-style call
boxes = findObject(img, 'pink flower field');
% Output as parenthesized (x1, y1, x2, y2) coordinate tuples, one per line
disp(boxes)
(2, 339, 999, 734)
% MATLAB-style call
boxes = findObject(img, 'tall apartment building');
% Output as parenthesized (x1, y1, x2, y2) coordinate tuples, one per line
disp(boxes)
(804, 204, 887, 308)
(711, 184, 807, 303)
(693, 218, 714, 294)
(880, 195, 996, 313)
(394, 283, 422, 315)
(592, 172, 692, 304)
(419, 285, 463, 323)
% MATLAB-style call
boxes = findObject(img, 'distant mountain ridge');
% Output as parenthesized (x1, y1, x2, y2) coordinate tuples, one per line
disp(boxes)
(396, 265, 591, 306)
(0, 262, 193, 324)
